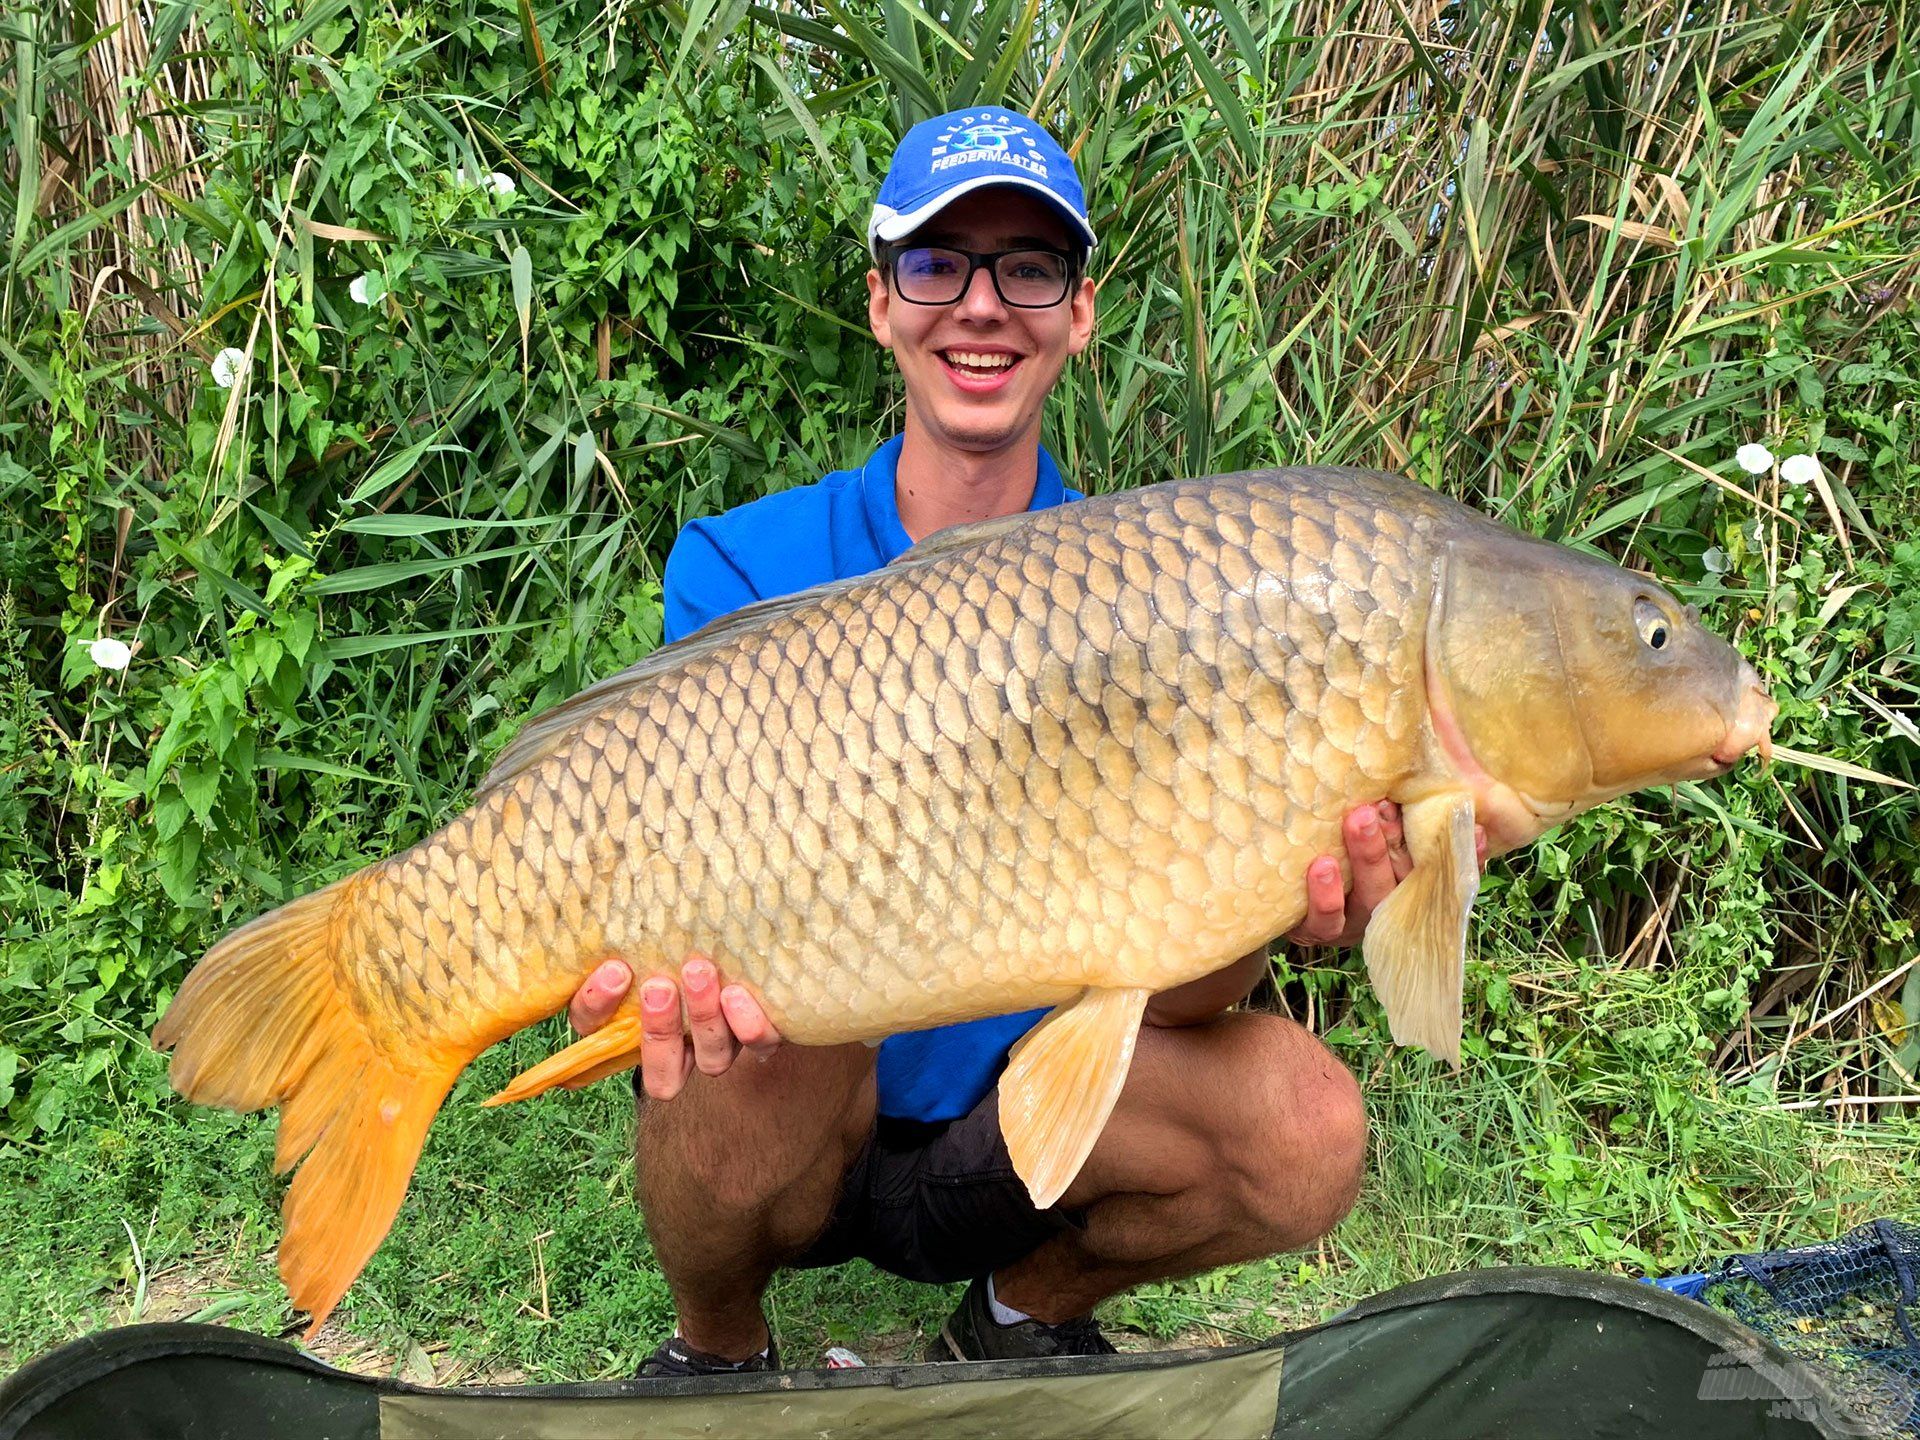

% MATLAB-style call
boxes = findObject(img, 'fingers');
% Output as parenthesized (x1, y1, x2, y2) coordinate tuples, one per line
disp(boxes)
(720, 985, 783, 1059)
(568, 959, 632, 1037)
(1376, 801, 1413, 882)
(681, 955, 739, 1077)
(1286, 855, 1349, 946)
(1345, 804, 1398, 924)
(636, 957, 780, 1100)
(639, 977, 693, 1101)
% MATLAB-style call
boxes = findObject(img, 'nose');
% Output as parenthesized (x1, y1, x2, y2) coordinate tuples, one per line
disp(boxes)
(953, 263, 1007, 321)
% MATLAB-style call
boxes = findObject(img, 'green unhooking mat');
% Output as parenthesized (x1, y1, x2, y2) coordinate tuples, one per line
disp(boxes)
(0, 1268, 1888, 1439)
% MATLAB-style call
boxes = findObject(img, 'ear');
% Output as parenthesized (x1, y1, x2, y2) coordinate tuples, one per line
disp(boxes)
(1066, 274, 1095, 357)
(867, 267, 894, 349)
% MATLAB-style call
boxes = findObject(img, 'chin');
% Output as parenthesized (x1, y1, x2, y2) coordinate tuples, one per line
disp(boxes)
(933, 410, 1028, 452)
(945, 427, 1023, 452)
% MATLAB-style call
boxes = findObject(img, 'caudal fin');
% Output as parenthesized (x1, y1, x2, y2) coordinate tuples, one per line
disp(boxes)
(153, 875, 463, 1339)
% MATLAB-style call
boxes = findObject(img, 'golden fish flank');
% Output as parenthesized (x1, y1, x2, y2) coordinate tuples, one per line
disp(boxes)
(152, 466, 1774, 1336)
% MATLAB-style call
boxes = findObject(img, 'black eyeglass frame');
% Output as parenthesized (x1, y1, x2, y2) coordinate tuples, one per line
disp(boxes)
(881, 243, 1083, 309)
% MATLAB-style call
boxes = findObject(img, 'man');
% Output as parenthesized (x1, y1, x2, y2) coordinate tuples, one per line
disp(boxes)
(567, 108, 1480, 1375)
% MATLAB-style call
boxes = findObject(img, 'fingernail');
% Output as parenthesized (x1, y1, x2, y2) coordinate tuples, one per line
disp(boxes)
(1357, 811, 1376, 833)
(641, 981, 674, 1011)
(684, 964, 710, 994)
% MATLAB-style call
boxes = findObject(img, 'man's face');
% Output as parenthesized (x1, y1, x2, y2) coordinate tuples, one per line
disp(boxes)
(866, 189, 1096, 457)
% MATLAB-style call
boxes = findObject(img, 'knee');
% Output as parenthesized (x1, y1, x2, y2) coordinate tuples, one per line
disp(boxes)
(634, 1050, 872, 1217)
(1220, 1021, 1367, 1246)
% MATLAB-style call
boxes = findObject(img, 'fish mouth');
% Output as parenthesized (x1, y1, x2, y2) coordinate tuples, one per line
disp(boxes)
(1710, 670, 1777, 770)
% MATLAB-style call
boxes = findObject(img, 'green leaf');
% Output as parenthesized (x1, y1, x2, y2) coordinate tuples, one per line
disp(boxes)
(342, 513, 571, 537)
(252, 750, 407, 787)
(345, 440, 468, 507)
(245, 503, 316, 560)
(1164, 5, 1257, 168)
(179, 762, 220, 825)
(317, 619, 542, 660)
(306, 541, 548, 595)
(511, 244, 533, 353)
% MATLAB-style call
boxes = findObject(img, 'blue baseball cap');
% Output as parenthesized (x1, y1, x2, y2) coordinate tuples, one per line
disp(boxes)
(868, 107, 1096, 258)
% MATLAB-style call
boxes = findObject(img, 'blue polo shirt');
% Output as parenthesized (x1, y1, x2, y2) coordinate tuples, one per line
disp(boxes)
(661, 434, 1083, 1122)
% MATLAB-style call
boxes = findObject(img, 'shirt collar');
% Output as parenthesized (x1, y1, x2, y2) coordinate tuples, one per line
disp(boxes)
(860, 434, 1069, 563)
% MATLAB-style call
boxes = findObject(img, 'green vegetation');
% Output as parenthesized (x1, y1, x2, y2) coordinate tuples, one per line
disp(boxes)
(3, 0, 1917, 1380)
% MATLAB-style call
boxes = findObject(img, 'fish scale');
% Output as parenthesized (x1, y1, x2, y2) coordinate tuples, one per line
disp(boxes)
(374, 466, 1436, 1044)
(154, 463, 1774, 1336)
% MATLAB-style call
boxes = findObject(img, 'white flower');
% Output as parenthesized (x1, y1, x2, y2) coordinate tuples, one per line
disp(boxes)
(1780, 453, 1821, 486)
(349, 273, 375, 305)
(452, 167, 515, 195)
(88, 636, 132, 671)
(210, 347, 249, 388)
(1735, 442, 1775, 475)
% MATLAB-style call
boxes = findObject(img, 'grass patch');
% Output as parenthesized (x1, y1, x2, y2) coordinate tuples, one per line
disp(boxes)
(5, 1032, 1911, 1380)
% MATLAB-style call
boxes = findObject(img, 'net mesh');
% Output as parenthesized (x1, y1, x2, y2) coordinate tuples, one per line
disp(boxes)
(1692, 1219, 1920, 1437)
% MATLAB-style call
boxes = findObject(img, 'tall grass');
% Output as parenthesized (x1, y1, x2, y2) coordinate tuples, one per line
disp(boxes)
(1, 0, 1916, 1370)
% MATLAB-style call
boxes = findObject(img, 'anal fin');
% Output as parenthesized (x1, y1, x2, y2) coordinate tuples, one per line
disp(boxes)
(482, 994, 645, 1108)
(1361, 792, 1480, 1069)
(999, 987, 1151, 1209)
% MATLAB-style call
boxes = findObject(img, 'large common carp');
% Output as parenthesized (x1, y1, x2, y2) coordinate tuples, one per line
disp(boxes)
(155, 466, 1775, 1335)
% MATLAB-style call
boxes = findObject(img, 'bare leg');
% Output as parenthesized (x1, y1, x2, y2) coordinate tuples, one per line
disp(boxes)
(992, 1013, 1366, 1322)
(635, 1041, 876, 1359)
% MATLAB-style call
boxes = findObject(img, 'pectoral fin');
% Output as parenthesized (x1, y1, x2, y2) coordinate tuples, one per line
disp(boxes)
(1361, 793, 1480, 1069)
(482, 994, 645, 1108)
(998, 987, 1151, 1209)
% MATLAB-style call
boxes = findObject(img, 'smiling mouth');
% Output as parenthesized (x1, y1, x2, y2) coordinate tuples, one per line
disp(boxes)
(941, 349, 1022, 380)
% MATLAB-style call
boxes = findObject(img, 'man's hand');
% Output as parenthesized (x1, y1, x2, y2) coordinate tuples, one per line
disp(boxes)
(567, 954, 781, 1100)
(1286, 801, 1490, 948)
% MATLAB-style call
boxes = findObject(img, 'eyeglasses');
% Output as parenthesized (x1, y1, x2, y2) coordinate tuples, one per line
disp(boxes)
(884, 245, 1078, 309)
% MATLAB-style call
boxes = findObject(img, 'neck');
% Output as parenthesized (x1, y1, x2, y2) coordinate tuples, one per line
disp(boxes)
(893, 417, 1042, 543)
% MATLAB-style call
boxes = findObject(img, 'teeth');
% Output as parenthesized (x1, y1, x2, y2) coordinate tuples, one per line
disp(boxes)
(945, 351, 1015, 370)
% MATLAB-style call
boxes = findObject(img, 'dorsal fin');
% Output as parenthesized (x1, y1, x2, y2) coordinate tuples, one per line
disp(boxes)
(473, 511, 1038, 801)
(889, 509, 1035, 563)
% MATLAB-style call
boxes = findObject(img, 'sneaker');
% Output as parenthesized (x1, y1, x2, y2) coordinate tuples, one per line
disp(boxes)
(927, 1277, 1118, 1361)
(637, 1334, 781, 1378)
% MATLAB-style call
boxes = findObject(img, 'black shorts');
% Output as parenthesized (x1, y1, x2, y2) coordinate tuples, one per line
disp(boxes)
(791, 1088, 1085, 1284)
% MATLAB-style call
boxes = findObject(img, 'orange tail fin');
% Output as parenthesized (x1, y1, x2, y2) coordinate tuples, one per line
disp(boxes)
(152, 875, 463, 1340)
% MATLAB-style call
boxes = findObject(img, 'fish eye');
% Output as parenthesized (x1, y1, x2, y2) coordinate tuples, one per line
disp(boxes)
(1634, 597, 1671, 651)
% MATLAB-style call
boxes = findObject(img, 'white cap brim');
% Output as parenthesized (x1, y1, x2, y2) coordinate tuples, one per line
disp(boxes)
(868, 174, 1097, 256)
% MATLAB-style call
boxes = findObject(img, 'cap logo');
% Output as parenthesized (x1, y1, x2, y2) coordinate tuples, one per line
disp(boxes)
(928, 112, 1049, 178)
